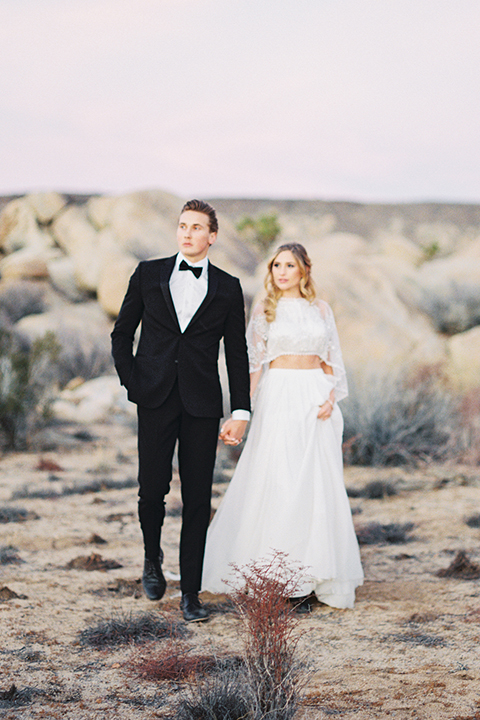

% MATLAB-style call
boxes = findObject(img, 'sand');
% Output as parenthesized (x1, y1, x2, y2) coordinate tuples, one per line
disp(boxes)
(1, 419, 480, 719)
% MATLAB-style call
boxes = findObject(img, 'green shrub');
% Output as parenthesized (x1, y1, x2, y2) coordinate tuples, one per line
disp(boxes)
(421, 240, 441, 260)
(236, 213, 282, 254)
(0, 329, 60, 449)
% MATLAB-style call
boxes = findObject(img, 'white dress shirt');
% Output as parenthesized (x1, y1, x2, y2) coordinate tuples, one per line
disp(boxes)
(169, 252, 209, 333)
(169, 253, 250, 421)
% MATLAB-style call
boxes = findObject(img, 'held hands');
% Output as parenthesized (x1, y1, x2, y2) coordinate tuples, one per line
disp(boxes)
(219, 419, 248, 446)
(317, 398, 334, 421)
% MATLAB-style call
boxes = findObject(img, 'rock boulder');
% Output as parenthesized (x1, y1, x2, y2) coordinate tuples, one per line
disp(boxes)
(51, 376, 134, 424)
(25, 192, 66, 224)
(0, 247, 59, 280)
(51, 206, 102, 292)
(445, 326, 480, 390)
(0, 198, 55, 253)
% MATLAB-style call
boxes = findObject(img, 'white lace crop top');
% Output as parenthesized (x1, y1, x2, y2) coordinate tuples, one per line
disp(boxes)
(246, 297, 348, 401)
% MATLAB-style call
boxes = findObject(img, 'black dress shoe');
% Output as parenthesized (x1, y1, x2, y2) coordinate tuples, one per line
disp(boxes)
(142, 557, 166, 601)
(180, 592, 208, 622)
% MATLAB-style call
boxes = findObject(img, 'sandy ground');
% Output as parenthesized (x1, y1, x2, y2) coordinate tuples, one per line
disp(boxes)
(1, 419, 480, 719)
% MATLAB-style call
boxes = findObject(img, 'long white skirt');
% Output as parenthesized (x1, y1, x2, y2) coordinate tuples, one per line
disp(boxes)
(202, 368, 364, 609)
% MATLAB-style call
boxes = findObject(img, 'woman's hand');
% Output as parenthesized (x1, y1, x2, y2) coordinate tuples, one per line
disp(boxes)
(317, 399, 334, 420)
(219, 419, 248, 446)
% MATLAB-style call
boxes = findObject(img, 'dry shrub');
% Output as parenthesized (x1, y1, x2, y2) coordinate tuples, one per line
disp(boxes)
(105, 578, 142, 598)
(145, 554, 308, 719)
(66, 552, 122, 571)
(0, 545, 23, 565)
(386, 632, 447, 647)
(175, 670, 252, 720)
(457, 389, 480, 464)
(0, 280, 46, 324)
(78, 611, 185, 648)
(229, 551, 307, 720)
(12, 476, 137, 500)
(436, 551, 480, 580)
(347, 480, 397, 499)
(91, 578, 143, 599)
(128, 638, 230, 682)
(0, 586, 27, 600)
(35, 457, 63, 471)
(406, 612, 438, 625)
(464, 608, 480, 624)
(88, 533, 108, 545)
(465, 514, 480, 528)
(54, 331, 114, 387)
(104, 511, 134, 523)
(0, 506, 39, 523)
(342, 365, 458, 466)
(0, 682, 82, 710)
(356, 522, 415, 545)
(362, 480, 397, 498)
(0, 683, 33, 709)
(419, 281, 480, 335)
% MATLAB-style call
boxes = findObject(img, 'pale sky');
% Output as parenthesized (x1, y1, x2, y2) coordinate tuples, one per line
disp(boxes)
(1, 0, 479, 202)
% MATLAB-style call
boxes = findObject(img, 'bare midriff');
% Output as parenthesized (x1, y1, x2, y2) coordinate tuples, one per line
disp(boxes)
(269, 354, 324, 370)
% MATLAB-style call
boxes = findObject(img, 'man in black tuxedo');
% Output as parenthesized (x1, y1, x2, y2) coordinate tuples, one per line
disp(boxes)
(111, 199, 250, 621)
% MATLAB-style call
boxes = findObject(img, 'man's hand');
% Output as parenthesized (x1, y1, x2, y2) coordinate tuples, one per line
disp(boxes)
(219, 419, 248, 446)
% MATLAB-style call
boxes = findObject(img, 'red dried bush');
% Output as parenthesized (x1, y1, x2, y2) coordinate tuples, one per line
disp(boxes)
(128, 638, 219, 682)
(35, 457, 63, 472)
(228, 550, 306, 719)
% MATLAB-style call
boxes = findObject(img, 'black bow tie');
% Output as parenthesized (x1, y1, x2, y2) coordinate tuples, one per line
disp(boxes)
(179, 259, 202, 278)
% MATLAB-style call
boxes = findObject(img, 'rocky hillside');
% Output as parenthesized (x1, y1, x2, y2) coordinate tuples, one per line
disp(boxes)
(1, 190, 480, 394)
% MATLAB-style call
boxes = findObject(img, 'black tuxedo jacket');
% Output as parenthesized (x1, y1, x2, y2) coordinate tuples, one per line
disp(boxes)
(111, 255, 251, 417)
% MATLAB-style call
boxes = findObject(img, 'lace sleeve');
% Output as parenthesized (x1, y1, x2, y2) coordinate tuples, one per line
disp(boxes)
(315, 300, 348, 402)
(246, 301, 269, 374)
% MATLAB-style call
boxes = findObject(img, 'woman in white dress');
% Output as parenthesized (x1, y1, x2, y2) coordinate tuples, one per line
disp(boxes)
(202, 243, 363, 609)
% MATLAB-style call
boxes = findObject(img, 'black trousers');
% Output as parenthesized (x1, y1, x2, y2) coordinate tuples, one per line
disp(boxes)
(137, 380, 219, 593)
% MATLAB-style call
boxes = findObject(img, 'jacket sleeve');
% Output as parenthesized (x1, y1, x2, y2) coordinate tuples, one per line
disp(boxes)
(223, 278, 251, 414)
(110, 263, 144, 387)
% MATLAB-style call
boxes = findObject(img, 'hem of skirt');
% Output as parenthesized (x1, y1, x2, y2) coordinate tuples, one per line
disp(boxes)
(202, 576, 364, 610)
(304, 577, 364, 610)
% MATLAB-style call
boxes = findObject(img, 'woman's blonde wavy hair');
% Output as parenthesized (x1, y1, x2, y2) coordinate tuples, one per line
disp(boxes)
(263, 243, 316, 322)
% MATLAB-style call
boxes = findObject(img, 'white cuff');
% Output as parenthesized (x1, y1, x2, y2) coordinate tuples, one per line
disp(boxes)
(231, 409, 251, 421)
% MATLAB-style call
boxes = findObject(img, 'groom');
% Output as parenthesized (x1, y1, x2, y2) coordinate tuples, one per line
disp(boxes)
(111, 199, 250, 621)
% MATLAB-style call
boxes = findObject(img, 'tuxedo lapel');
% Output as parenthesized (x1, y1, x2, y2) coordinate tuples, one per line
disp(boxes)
(159, 256, 180, 330)
(185, 263, 219, 330)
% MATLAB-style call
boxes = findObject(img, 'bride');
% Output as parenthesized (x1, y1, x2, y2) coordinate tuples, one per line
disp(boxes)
(202, 243, 363, 609)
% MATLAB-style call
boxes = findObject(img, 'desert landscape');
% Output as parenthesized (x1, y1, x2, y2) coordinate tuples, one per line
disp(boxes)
(1, 417, 480, 719)
(1, 191, 480, 718)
